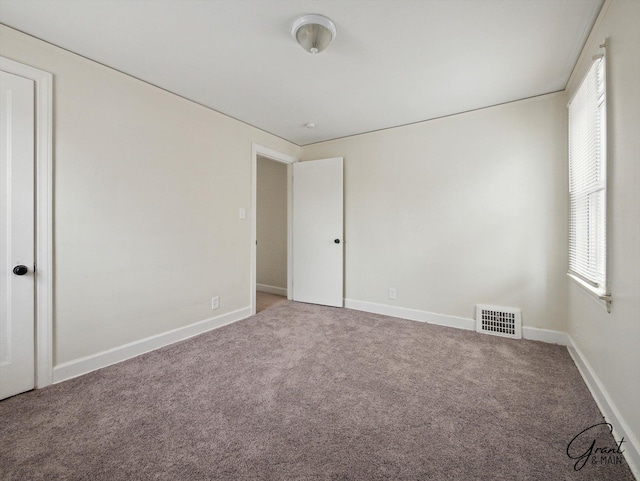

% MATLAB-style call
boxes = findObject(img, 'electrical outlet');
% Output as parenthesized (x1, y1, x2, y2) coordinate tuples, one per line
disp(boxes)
(389, 288, 397, 300)
(211, 296, 220, 310)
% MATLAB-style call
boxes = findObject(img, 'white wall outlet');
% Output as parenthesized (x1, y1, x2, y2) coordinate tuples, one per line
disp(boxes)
(211, 296, 220, 310)
(239, 208, 246, 219)
(389, 288, 397, 300)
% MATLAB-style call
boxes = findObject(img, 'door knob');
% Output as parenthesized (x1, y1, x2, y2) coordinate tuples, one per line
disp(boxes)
(13, 265, 28, 276)
(334, 239, 340, 244)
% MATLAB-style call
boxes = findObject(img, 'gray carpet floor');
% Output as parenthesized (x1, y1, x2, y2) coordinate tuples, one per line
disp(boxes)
(0, 301, 635, 480)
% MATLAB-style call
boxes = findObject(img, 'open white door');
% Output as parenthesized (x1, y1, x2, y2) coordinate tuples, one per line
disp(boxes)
(292, 157, 343, 307)
(0, 70, 35, 400)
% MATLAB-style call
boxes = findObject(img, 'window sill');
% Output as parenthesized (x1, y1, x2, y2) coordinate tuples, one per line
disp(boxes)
(567, 273, 611, 313)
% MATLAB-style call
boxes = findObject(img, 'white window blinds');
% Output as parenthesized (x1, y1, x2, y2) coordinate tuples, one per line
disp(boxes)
(568, 54, 607, 292)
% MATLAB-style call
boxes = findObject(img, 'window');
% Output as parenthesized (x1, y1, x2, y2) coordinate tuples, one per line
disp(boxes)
(568, 51, 609, 305)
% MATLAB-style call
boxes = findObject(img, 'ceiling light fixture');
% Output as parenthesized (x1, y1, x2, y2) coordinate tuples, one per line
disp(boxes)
(291, 14, 337, 54)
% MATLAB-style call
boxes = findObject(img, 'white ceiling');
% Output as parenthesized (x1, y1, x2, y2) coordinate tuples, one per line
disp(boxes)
(0, 0, 603, 146)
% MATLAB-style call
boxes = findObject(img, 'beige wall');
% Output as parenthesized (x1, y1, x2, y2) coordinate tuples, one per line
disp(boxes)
(256, 156, 287, 291)
(301, 93, 568, 331)
(0, 25, 299, 365)
(565, 0, 640, 463)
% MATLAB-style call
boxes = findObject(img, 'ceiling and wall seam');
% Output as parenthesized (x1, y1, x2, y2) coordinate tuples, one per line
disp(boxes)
(0, 0, 603, 146)
(565, 0, 611, 92)
(301, 90, 568, 147)
(0, 23, 299, 148)
(0, 22, 573, 149)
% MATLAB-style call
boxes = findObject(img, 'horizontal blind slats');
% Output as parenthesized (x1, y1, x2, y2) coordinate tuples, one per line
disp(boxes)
(568, 55, 606, 290)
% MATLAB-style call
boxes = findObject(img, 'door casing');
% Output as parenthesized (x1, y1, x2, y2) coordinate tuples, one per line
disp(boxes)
(250, 144, 296, 315)
(0, 56, 53, 389)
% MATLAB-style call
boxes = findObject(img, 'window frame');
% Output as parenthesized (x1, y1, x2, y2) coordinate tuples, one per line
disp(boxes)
(567, 46, 611, 312)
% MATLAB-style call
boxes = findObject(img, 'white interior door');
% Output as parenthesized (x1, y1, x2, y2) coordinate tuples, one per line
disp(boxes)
(0, 70, 35, 400)
(292, 157, 343, 307)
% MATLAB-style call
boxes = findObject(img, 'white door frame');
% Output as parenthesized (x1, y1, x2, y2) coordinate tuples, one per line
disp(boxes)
(250, 143, 297, 315)
(1, 57, 53, 388)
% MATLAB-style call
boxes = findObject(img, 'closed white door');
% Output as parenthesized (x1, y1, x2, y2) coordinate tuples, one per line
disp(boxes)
(0, 70, 35, 400)
(292, 157, 343, 307)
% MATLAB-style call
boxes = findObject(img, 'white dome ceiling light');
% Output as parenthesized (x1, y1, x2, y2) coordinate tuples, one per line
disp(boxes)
(291, 14, 337, 54)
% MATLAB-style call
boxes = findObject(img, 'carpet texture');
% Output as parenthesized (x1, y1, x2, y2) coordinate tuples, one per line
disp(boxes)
(0, 301, 635, 480)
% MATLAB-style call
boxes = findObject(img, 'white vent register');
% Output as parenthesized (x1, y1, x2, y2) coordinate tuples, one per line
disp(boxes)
(476, 305, 522, 339)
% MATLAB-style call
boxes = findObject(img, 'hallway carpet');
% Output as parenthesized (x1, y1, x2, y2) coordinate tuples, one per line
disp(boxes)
(256, 291, 288, 313)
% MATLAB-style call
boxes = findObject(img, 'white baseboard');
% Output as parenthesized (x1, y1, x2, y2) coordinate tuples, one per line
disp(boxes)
(567, 335, 640, 479)
(256, 284, 288, 296)
(522, 326, 569, 345)
(53, 307, 252, 384)
(346, 299, 569, 345)
(344, 299, 476, 331)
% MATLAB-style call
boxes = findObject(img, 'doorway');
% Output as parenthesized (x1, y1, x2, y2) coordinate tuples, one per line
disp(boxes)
(250, 145, 345, 314)
(250, 144, 296, 315)
(0, 57, 53, 396)
(256, 155, 288, 312)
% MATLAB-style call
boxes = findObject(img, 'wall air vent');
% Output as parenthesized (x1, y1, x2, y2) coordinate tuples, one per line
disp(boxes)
(476, 305, 522, 339)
